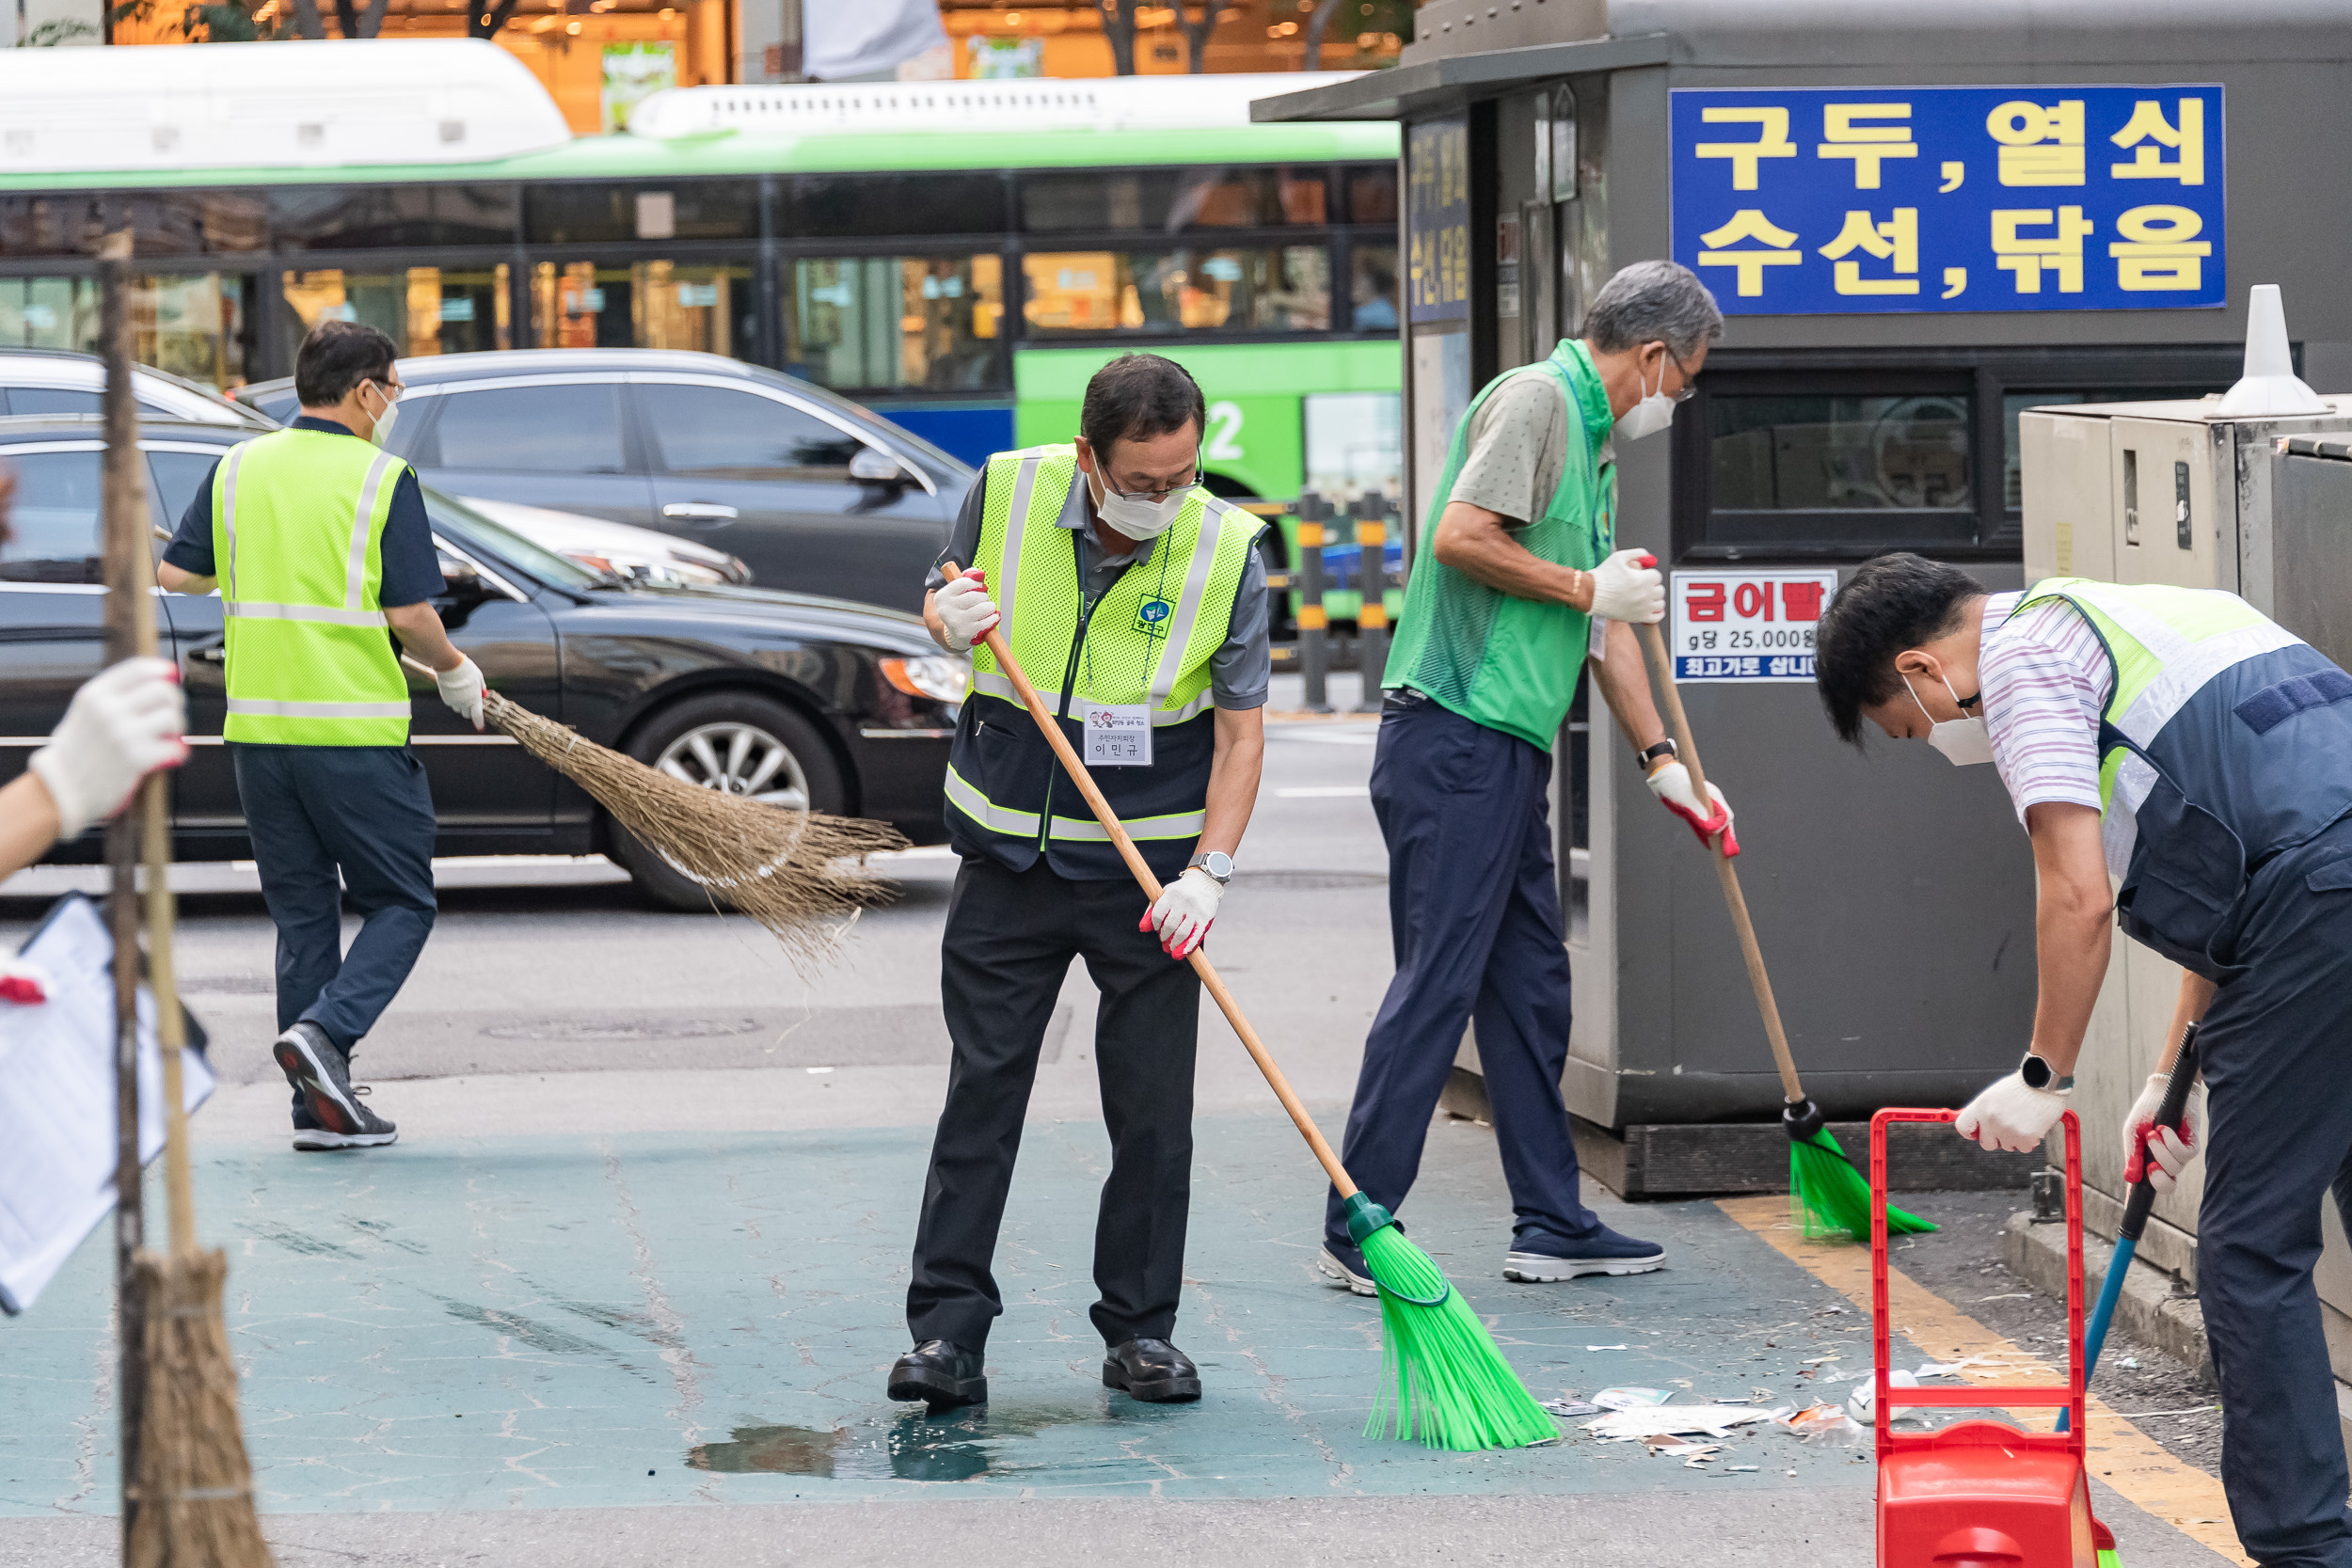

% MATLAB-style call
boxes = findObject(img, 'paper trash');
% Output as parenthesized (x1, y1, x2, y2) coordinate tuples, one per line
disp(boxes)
(0, 896, 212, 1315)
(1586, 1405, 1777, 1441)
(1591, 1386, 1675, 1410)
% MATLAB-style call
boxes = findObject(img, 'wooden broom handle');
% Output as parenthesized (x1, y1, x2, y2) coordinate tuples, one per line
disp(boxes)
(942, 563, 1358, 1197)
(1634, 620, 1806, 1108)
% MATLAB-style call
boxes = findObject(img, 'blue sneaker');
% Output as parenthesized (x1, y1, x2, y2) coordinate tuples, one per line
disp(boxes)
(1316, 1241, 1375, 1296)
(1502, 1225, 1665, 1282)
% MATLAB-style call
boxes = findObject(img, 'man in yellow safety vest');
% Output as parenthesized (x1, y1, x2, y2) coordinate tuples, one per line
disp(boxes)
(159, 320, 485, 1153)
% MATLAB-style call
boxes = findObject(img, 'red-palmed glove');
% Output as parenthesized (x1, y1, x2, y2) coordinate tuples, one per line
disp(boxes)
(1139, 867, 1222, 959)
(1645, 758, 1739, 857)
(0, 958, 51, 1006)
(2122, 1070, 2208, 1193)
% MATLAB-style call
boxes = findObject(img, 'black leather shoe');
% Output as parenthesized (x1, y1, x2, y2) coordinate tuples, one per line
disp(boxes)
(887, 1339, 986, 1411)
(1102, 1338, 1201, 1402)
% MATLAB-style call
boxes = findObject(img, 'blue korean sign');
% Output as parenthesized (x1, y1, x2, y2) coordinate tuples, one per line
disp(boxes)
(1670, 86, 2224, 315)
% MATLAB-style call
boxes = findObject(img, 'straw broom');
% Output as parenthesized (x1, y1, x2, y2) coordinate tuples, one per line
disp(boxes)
(1633, 620, 1931, 1243)
(943, 563, 1556, 1451)
(90, 233, 273, 1568)
(400, 658, 907, 973)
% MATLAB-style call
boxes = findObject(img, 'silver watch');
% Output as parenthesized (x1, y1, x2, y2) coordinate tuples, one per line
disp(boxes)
(1187, 850, 1232, 885)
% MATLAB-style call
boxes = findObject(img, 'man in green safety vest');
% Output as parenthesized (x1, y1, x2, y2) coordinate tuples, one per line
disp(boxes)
(159, 321, 485, 1153)
(887, 353, 1268, 1413)
(1816, 554, 2352, 1564)
(1317, 261, 1737, 1298)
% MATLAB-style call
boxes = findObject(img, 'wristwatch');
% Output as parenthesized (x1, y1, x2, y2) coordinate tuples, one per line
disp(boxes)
(2018, 1051, 2074, 1093)
(1187, 850, 1233, 885)
(1637, 737, 1678, 769)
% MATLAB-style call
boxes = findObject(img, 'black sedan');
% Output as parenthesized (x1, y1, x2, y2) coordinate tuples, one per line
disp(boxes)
(234, 349, 975, 615)
(0, 418, 958, 906)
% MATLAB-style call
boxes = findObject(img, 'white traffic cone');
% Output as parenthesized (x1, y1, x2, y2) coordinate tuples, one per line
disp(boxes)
(2217, 284, 2328, 416)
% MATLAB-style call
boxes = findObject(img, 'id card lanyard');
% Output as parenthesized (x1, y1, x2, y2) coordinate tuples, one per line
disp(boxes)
(1080, 526, 1175, 768)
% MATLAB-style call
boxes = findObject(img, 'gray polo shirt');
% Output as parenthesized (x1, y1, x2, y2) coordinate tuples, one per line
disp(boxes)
(927, 467, 1271, 710)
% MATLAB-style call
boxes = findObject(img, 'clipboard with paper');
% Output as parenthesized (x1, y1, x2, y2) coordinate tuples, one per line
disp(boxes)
(0, 894, 212, 1315)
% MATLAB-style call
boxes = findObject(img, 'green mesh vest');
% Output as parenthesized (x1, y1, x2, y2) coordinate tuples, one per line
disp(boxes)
(1383, 339, 1614, 751)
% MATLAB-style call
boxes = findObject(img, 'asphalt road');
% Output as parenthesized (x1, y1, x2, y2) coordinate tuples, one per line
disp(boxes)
(0, 674, 2239, 1566)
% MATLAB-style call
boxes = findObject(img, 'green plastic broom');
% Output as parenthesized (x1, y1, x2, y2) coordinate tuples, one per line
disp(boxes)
(1634, 623, 1933, 1243)
(946, 563, 1557, 1452)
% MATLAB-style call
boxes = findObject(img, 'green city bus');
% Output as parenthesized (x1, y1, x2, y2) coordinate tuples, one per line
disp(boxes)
(0, 64, 1402, 562)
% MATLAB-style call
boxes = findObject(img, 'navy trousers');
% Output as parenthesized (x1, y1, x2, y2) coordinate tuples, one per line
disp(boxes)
(1323, 693, 1600, 1252)
(231, 744, 437, 1117)
(2194, 819, 2352, 1566)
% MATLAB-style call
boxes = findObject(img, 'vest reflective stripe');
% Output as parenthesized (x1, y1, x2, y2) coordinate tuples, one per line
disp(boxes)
(945, 764, 1206, 842)
(965, 667, 1215, 725)
(227, 697, 412, 720)
(994, 450, 1043, 635)
(225, 601, 389, 627)
(214, 430, 412, 747)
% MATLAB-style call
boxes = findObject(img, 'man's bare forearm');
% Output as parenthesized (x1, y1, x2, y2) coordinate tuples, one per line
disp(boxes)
(2025, 802, 2113, 1072)
(1198, 705, 1264, 860)
(2159, 973, 2218, 1072)
(1592, 618, 1669, 752)
(1429, 501, 1596, 611)
(384, 601, 463, 673)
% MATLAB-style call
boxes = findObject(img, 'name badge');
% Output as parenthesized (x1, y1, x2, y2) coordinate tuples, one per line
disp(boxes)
(1084, 704, 1152, 767)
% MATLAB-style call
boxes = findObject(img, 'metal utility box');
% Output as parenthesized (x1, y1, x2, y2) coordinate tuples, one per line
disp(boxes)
(2018, 396, 2352, 1367)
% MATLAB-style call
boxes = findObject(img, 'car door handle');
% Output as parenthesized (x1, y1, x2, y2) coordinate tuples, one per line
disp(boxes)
(191, 644, 225, 665)
(662, 502, 739, 522)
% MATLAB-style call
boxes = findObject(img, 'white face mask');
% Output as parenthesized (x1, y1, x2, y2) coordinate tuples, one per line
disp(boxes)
(1612, 353, 1678, 443)
(1088, 467, 1190, 541)
(361, 380, 400, 451)
(1906, 672, 1993, 767)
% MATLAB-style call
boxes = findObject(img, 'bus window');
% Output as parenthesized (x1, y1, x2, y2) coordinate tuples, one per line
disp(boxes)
(530, 261, 754, 356)
(1023, 248, 1329, 334)
(779, 174, 1008, 238)
(784, 256, 1002, 393)
(525, 181, 758, 245)
(1021, 168, 1328, 231)
(270, 186, 517, 249)
(1345, 166, 1399, 226)
(1350, 245, 1399, 332)
(0, 192, 264, 258)
(282, 266, 511, 360)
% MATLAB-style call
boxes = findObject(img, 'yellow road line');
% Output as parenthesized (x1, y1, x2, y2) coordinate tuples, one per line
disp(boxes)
(1717, 1195, 2246, 1565)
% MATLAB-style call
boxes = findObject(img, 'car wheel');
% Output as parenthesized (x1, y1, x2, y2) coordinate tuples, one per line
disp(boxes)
(609, 690, 850, 911)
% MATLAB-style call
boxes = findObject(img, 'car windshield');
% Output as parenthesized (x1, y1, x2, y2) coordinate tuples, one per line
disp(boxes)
(422, 486, 607, 590)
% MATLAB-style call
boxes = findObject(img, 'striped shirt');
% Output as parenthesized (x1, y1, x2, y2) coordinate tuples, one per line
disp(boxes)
(1979, 592, 2113, 845)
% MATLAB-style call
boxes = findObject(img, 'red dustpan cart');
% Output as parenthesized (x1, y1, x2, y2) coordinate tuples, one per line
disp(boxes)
(1869, 1109, 2120, 1568)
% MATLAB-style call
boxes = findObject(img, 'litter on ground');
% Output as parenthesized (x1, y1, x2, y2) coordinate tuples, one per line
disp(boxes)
(1586, 1405, 1779, 1441)
(1590, 1386, 1675, 1410)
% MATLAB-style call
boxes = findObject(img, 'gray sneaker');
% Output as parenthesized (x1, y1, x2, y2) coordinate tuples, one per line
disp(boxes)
(275, 1022, 397, 1148)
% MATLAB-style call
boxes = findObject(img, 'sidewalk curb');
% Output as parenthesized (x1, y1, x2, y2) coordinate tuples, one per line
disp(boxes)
(2000, 1210, 2214, 1385)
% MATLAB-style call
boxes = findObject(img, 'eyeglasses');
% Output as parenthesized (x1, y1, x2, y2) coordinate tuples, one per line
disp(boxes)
(1662, 348, 1699, 404)
(1101, 465, 1203, 504)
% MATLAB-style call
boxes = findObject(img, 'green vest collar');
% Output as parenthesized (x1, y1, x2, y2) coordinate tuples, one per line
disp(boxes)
(1548, 339, 1614, 468)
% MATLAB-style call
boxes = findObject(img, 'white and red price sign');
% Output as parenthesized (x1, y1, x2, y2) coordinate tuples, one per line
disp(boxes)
(1668, 569, 1837, 683)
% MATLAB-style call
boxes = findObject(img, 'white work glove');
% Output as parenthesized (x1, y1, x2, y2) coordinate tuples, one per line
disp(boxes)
(935, 572, 1000, 655)
(1139, 866, 1222, 959)
(436, 656, 486, 731)
(1645, 758, 1739, 857)
(1587, 547, 1665, 624)
(1954, 1069, 2070, 1154)
(2123, 1070, 2208, 1194)
(29, 657, 186, 838)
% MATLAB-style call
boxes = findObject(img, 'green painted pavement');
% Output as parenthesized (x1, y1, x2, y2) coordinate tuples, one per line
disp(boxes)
(3, 1115, 1900, 1515)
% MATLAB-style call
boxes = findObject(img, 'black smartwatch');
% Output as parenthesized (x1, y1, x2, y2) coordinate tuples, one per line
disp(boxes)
(1637, 737, 1678, 769)
(2018, 1051, 2074, 1093)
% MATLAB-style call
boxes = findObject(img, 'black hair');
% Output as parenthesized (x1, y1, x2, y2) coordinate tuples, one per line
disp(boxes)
(1814, 552, 1987, 746)
(295, 319, 399, 408)
(1079, 352, 1205, 462)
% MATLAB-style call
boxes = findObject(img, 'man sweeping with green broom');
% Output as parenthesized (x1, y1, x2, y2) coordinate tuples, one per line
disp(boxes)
(1320, 261, 1737, 1295)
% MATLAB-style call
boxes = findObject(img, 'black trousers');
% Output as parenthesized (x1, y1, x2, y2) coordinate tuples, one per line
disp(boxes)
(907, 856, 1200, 1353)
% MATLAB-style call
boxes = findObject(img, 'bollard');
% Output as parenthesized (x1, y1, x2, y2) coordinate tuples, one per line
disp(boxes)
(1295, 494, 1333, 714)
(1352, 491, 1391, 709)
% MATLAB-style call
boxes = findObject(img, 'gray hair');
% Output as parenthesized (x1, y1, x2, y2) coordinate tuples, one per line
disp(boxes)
(1581, 260, 1724, 361)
